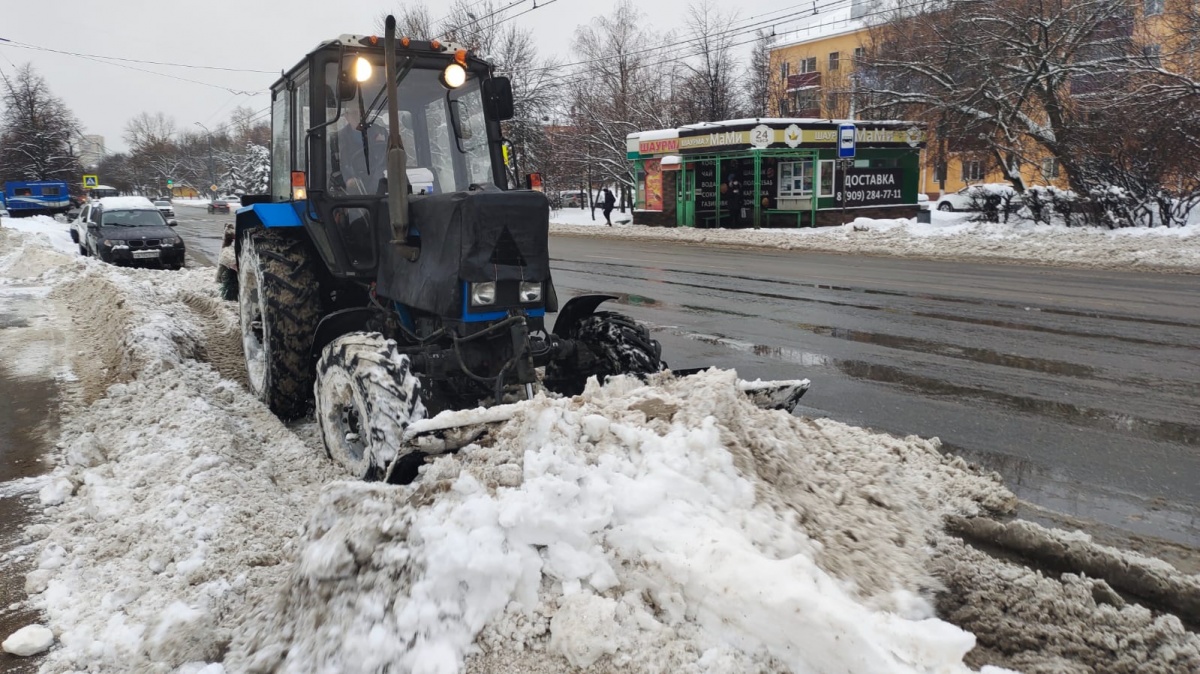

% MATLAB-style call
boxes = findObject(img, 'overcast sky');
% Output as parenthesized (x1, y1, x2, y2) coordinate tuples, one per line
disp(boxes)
(1, 0, 816, 155)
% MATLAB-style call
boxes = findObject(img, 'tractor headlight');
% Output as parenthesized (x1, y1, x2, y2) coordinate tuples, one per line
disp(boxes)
(441, 62, 467, 89)
(469, 281, 496, 306)
(354, 56, 373, 82)
(518, 281, 542, 303)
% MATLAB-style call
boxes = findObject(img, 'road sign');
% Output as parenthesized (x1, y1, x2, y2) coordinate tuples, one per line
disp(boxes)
(210, 184, 219, 192)
(167, 179, 174, 187)
(82, 175, 98, 188)
(838, 123, 857, 159)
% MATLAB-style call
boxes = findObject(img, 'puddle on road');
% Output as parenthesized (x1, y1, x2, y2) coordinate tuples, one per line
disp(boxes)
(795, 324, 1097, 378)
(0, 365, 57, 674)
(941, 441, 1200, 557)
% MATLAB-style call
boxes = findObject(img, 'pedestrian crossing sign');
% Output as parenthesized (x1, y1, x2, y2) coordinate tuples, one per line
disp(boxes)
(83, 175, 98, 188)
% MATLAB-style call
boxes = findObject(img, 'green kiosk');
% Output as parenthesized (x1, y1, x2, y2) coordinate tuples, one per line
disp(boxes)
(627, 118, 927, 228)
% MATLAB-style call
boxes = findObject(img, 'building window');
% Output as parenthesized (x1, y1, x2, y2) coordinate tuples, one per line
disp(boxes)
(800, 56, 818, 73)
(1142, 44, 1161, 67)
(791, 88, 820, 114)
(781, 60, 790, 80)
(829, 51, 840, 71)
(1144, 0, 1164, 16)
(779, 161, 815, 197)
(962, 160, 984, 182)
(818, 160, 835, 197)
(1042, 158, 1060, 179)
(854, 46, 866, 62)
(933, 162, 947, 182)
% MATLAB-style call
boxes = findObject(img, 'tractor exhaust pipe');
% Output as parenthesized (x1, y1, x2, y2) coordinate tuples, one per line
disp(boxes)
(383, 15, 416, 258)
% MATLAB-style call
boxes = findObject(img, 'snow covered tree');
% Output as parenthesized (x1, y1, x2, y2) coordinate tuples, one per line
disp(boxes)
(0, 63, 82, 185)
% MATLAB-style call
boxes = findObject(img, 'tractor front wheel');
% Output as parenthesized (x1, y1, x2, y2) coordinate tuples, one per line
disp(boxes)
(315, 332, 426, 482)
(237, 229, 321, 419)
(546, 311, 664, 396)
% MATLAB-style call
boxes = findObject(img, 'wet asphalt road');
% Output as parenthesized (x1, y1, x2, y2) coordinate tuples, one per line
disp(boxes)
(172, 204, 231, 266)
(169, 211, 1200, 557)
(548, 235, 1200, 556)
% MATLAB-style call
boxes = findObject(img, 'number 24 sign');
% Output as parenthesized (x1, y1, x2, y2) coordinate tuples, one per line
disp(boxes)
(750, 124, 773, 149)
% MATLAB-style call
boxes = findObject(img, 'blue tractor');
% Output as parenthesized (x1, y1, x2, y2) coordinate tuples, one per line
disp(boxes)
(231, 18, 807, 484)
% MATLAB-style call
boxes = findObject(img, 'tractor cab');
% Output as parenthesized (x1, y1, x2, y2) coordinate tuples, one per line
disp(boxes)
(256, 32, 515, 277)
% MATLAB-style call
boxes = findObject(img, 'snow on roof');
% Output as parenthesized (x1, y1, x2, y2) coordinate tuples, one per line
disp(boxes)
(678, 117, 917, 130)
(97, 196, 157, 210)
(772, 0, 898, 49)
(626, 128, 679, 142)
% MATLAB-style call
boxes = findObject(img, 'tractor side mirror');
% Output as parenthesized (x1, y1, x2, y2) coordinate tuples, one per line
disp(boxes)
(338, 73, 356, 102)
(483, 77, 514, 121)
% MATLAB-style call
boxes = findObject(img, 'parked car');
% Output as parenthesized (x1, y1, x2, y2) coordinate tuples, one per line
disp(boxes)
(153, 200, 176, 220)
(936, 183, 1022, 212)
(81, 196, 185, 269)
(208, 199, 231, 214)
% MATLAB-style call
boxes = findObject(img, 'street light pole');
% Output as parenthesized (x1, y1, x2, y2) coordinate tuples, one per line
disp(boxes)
(194, 122, 216, 198)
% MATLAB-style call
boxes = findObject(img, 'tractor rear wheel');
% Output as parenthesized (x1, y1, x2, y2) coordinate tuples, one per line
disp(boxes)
(315, 332, 426, 481)
(546, 311, 664, 396)
(238, 229, 321, 419)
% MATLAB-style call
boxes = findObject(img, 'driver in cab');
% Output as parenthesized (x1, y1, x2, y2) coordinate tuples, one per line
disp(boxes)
(329, 100, 388, 196)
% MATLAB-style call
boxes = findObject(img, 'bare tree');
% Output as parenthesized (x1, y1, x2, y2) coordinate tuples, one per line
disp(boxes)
(744, 30, 778, 118)
(0, 63, 82, 184)
(124, 112, 177, 153)
(863, 0, 1137, 193)
(676, 0, 743, 123)
(570, 0, 676, 200)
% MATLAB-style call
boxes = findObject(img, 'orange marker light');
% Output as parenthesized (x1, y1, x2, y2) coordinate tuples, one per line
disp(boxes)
(401, 36, 411, 48)
(291, 171, 306, 188)
(430, 39, 442, 50)
(369, 35, 379, 45)
(454, 49, 468, 65)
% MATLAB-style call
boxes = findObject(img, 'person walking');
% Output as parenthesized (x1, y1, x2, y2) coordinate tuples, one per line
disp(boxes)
(601, 187, 617, 226)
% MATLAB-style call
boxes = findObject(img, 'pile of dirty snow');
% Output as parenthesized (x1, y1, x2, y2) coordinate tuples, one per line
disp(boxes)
(227, 370, 1016, 674)
(550, 214, 1200, 273)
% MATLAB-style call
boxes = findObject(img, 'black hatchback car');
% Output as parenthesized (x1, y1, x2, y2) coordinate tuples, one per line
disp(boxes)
(83, 197, 186, 269)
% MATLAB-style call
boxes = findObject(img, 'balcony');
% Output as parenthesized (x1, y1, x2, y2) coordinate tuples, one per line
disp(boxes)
(786, 72, 821, 91)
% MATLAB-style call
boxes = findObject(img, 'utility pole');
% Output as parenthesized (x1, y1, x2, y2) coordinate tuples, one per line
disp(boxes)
(194, 121, 216, 198)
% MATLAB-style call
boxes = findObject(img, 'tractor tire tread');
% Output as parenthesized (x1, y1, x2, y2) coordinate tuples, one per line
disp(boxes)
(315, 332, 425, 482)
(246, 229, 321, 419)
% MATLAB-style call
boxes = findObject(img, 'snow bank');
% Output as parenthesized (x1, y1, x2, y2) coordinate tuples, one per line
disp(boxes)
(549, 213, 1200, 273)
(0, 215, 77, 257)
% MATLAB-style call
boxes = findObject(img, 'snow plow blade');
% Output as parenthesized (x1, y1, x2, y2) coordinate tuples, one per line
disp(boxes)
(392, 371, 810, 463)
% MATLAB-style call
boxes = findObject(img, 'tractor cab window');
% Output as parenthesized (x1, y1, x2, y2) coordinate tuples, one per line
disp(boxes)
(325, 61, 496, 197)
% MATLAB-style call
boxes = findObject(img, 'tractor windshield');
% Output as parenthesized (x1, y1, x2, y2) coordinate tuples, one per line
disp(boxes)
(326, 63, 494, 197)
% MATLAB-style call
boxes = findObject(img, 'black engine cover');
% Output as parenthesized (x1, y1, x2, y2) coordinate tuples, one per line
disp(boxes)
(376, 189, 551, 317)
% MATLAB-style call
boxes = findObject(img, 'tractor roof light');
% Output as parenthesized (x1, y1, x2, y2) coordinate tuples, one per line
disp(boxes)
(454, 49, 468, 66)
(353, 56, 373, 82)
(441, 62, 467, 89)
(430, 39, 442, 50)
(401, 36, 411, 48)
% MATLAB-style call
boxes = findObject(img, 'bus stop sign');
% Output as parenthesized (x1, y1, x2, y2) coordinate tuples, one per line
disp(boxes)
(838, 123, 857, 159)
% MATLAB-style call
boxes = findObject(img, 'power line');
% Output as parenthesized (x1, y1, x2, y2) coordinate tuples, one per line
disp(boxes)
(0, 38, 274, 74)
